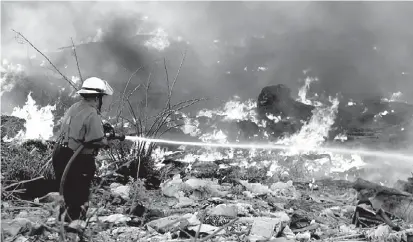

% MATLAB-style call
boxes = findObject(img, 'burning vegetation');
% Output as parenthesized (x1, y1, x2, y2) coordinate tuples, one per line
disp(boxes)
(3, 5, 413, 241)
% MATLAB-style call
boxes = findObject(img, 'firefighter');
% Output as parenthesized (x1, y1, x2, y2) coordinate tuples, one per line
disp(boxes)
(52, 77, 114, 222)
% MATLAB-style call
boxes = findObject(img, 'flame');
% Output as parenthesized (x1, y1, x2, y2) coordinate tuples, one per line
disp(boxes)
(166, 78, 367, 177)
(197, 96, 258, 122)
(3, 67, 368, 179)
(382, 91, 404, 102)
(297, 77, 320, 106)
(277, 96, 340, 154)
(9, 93, 56, 141)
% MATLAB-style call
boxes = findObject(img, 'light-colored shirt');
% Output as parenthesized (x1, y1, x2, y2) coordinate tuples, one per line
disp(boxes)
(59, 100, 104, 154)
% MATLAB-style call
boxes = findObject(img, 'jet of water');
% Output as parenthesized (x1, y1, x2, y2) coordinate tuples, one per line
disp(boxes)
(125, 136, 413, 162)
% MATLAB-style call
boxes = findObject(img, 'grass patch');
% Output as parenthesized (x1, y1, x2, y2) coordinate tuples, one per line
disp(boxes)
(1, 139, 54, 183)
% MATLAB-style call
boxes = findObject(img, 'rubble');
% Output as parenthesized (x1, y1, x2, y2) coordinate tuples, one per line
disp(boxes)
(109, 183, 131, 200)
(3, 156, 413, 242)
(3, 120, 413, 242)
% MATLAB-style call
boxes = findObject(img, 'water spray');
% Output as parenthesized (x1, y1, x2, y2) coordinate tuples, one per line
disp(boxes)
(125, 136, 413, 162)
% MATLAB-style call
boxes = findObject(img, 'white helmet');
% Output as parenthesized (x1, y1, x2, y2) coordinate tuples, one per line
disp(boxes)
(77, 77, 114, 96)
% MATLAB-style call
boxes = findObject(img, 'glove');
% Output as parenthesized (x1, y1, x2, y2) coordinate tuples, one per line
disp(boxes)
(103, 123, 115, 134)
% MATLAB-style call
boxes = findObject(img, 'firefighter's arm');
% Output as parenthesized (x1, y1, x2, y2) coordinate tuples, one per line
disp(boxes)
(83, 112, 110, 149)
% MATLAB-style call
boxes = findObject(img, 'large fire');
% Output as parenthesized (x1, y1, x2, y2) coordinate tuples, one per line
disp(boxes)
(3, 65, 392, 180)
(5, 93, 56, 141)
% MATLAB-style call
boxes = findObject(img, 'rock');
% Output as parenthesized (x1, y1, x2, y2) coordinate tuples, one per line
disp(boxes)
(147, 213, 199, 233)
(249, 214, 291, 239)
(186, 213, 201, 226)
(99, 214, 131, 224)
(185, 178, 229, 197)
(281, 225, 296, 240)
(238, 180, 271, 195)
(15, 210, 49, 224)
(248, 234, 271, 242)
(250, 217, 278, 239)
(243, 191, 254, 198)
(295, 231, 311, 241)
(188, 224, 225, 235)
(13, 236, 29, 242)
(96, 230, 116, 242)
(46, 218, 56, 226)
(270, 180, 299, 198)
(112, 227, 146, 241)
(109, 183, 130, 200)
(208, 204, 238, 218)
(367, 225, 392, 241)
(68, 220, 86, 230)
(269, 238, 296, 242)
(235, 203, 254, 216)
(161, 174, 186, 199)
(174, 197, 195, 208)
(146, 215, 186, 233)
(1, 218, 33, 237)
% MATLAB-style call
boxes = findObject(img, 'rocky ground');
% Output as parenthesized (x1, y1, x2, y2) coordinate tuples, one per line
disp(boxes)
(3, 155, 413, 242)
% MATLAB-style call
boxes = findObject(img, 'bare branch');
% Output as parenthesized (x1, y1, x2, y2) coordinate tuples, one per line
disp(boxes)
(116, 66, 144, 124)
(167, 48, 187, 109)
(127, 83, 143, 100)
(158, 123, 186, 138)
(12, 29, 78, 90)
(144, 70, 153, 132)
(164, 58, 170, 95)
(71, 37, 83, 84)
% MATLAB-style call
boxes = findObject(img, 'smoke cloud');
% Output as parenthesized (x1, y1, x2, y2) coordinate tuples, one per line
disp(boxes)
(2, 1, 413, 111)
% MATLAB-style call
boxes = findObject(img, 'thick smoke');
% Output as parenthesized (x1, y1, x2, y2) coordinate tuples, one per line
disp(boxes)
(2, 2, 413, 110)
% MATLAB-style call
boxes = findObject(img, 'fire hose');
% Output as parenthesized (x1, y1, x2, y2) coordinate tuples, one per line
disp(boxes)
(59, 124, 125, 199)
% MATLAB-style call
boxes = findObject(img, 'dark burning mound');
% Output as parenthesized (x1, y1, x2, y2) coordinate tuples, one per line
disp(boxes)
(257, 84, 315, 138)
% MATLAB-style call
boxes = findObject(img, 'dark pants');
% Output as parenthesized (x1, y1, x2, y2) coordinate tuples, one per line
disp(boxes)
(52, 145, 96, 221)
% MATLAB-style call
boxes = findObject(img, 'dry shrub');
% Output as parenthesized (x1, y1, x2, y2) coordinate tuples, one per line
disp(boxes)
(1, 139, 53, 183)
(1, 115, 26, 140)
(103, 51, 204, 189)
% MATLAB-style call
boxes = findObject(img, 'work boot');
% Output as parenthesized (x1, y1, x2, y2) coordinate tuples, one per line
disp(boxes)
(79, 203, 89, 220)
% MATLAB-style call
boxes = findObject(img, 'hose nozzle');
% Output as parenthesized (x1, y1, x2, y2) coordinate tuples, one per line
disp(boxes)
(106, 133, 125, 141)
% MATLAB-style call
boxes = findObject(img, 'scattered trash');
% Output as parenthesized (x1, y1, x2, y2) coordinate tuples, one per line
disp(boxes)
(110, 183, 131, 200)
(68, 220, 86, 230)
(99, 214, 131, 224)
(146, 215, 187, 233)
(188, 224, 225, 235)
(1, 218, 33, 237)
(4, 150, 413, 242)
(208, 204, 238, 217)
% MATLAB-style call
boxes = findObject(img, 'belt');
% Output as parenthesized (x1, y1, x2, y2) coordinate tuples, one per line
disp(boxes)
(80, 148, 96, 155)
(60, 143, 96, 156)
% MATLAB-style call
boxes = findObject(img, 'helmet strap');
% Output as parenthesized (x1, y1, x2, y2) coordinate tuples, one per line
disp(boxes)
(97, 95, 103, 113)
